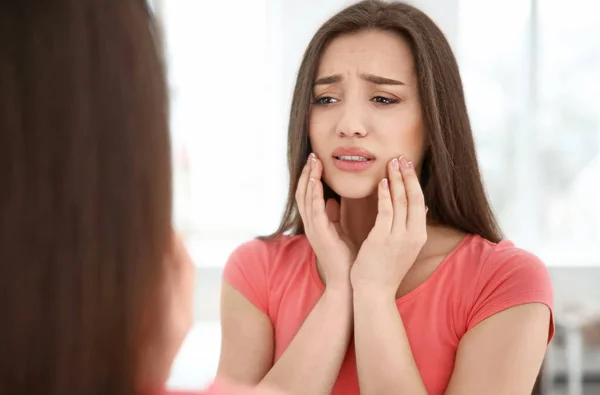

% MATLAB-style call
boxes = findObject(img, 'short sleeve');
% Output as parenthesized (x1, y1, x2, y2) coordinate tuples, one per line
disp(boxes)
(222, 239, 271, 315)
(466, 245, 555, 343)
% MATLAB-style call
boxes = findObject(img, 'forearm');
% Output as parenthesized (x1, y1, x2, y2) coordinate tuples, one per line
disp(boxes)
(353, 287, 427, 395)
(260, 284, 353, 395)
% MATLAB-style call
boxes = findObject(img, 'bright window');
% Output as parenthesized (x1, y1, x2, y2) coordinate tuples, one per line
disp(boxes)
(458, 0, 600, 266)
(162, 0, 288, 267)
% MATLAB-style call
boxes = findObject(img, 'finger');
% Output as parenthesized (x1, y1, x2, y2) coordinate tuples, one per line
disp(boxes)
(312, 177, 329, 227)
(389, 157, 408, 234)
(372, 178, 394, 237)
(305, 153, 321, 229)
(295, 155, 312, 222)
(398, 156, 427, 235)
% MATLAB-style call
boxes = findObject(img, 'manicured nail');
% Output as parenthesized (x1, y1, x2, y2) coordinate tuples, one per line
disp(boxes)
(310, 177, 315, 186)
(308, 153, 316, 168)
(381, 178, 389, 189)
(399, 156, 411, 168)
(392, 158, 399, 170)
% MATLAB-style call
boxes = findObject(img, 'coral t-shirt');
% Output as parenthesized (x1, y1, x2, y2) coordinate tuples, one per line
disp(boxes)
(223, 234, 554, 395)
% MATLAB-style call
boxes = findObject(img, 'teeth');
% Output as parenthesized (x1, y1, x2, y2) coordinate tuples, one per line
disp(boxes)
(337, 155, 370, 161)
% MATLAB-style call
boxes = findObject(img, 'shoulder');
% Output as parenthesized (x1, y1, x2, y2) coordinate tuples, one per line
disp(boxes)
(230, 234, 311, 258)
(470, 236, 552, 296)
(227, 234, 312, 272)
(459, 235, 554, 339)
(453, 235, 551, 289)
(222, 234, 313, 314)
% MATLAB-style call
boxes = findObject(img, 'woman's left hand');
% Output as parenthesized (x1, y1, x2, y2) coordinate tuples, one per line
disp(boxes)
(350, 156, 428, 297)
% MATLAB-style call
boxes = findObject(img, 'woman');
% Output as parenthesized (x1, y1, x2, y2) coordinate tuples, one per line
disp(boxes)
(0, 1, 280, 394)
(218, 1, 553, 394)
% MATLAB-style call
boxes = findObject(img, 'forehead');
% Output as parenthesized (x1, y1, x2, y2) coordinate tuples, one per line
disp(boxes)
(316, 29, 416, 82)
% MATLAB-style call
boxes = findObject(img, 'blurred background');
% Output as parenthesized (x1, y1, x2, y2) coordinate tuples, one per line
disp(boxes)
(149, 0, 600, 394)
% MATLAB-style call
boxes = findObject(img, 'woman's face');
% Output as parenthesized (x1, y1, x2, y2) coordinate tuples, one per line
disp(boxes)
(309, 29, 426, 199)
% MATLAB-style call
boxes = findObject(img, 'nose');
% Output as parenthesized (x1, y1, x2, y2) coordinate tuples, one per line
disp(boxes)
(336, 101, 368, 138)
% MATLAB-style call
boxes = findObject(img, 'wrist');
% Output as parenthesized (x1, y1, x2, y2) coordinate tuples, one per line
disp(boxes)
(323, 282, 353, 310)
(352, 281, 397, 302)
(322, 283, 354, 326)
(324, 269, 352, 291)
(324, 280, 352, 298)
(350, 263, 404, 301)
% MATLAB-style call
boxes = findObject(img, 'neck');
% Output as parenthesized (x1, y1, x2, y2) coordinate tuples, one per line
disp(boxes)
(340, 195, 379, 249)
(340, 196, 459, 260)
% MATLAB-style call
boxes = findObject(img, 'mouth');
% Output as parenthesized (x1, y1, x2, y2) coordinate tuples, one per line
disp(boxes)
(333, 155, 373, 162)
(331, 147, 376, 172)
(331, 146, 376, 160)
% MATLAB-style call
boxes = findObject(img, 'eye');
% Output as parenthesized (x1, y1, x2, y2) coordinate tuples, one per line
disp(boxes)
(371, 96, 399, 104)
(312, 96, 339, 105)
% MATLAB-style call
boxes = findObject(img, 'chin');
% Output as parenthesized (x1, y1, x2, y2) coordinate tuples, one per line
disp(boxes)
(324, 174, 379, 200)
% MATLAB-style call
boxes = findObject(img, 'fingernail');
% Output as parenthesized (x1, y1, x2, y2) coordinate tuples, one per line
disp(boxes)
(381, 178, 389, 189)
(392, 158, 399, 170)
(310, 177, 315, 186)
(399, 156, 411, 168)
(425, 206, 429, 213)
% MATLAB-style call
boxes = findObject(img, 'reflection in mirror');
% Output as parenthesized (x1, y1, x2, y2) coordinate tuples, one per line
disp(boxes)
(163, 1, 600, 394)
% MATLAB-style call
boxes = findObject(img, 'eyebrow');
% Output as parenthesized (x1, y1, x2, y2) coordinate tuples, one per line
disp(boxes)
(313, 73, 405, 86)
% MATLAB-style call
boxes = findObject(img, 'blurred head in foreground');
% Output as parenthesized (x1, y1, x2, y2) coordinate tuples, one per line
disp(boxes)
(0, 1, 196, 394)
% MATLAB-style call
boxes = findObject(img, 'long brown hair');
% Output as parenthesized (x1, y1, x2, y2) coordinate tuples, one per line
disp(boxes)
(0, 1, 171, 394)
(264, 0, 503, 243)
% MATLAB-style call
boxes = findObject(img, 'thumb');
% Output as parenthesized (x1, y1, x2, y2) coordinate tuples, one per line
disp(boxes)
(325, 198, 341, 224)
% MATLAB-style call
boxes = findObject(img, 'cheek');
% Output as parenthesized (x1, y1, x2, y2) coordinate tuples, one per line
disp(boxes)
(397, 127, 425, 152)
(385, 110, 425, 161)
(308, 116, 329, 156)
(309, 135, 330, 161)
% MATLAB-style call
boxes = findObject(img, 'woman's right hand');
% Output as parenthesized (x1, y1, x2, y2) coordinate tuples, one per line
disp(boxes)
(295, 153, 356, 288)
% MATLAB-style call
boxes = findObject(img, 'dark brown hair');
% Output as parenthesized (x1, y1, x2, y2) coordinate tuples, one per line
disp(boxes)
(264, 0, 503, 243)
(0, 1, 171, 394)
